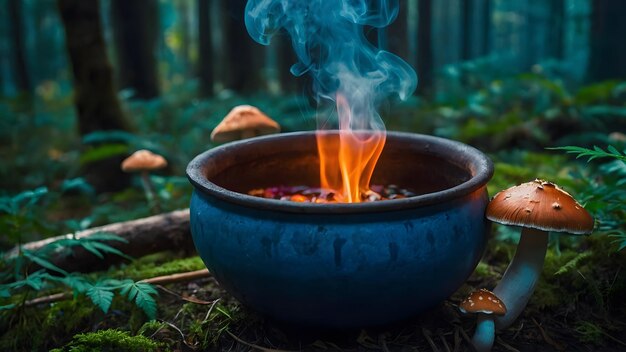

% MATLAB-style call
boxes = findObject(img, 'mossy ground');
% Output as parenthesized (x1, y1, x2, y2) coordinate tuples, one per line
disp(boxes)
(1, 229, 624, 351)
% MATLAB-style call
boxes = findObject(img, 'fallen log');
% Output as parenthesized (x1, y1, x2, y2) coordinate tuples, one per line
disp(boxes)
(7, 208, 194, 273)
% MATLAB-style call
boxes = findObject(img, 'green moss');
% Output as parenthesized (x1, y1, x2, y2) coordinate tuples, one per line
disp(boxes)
(575, 321, 606, 345)
(107, 255, 206, 281)
(50, 329, 162, 352)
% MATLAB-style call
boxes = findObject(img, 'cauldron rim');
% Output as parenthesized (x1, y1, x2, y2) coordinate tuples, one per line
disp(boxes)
(186, 131, 493, 214)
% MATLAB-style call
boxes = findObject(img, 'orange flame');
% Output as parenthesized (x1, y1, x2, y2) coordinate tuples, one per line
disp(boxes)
(316, 94, 386, 203)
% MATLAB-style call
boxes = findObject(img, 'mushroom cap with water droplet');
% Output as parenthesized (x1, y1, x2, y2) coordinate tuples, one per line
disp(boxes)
(486, 179, 594, 235)
(210, 105, 280, 143)
(121, 149, 167, 172)
(459, 288, 507, 315)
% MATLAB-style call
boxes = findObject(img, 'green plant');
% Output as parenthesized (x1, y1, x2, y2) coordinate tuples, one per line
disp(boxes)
(50, 329, 162, 352)
(0, 188, 159, 320)
(549, 145, 626, 250)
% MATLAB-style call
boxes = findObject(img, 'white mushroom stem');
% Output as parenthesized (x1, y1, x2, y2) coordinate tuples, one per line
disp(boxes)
(470, 228, 548, 350)
(493, 227, 548, 329)
(140, 172, 155, 200)
(472, 316, 496, 352)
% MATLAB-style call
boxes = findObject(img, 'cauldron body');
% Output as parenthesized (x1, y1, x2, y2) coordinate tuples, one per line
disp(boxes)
(187, 131, 493, 328)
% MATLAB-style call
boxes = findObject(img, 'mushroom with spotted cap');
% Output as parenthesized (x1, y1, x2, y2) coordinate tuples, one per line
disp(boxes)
(471, 179, 593, 350)
(210, 105, 280, 143)
(459, 289, 506, 352)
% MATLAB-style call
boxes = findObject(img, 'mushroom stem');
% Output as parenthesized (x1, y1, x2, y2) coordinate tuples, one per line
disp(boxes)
(140, 171, 160, 212)
(472, 315, 496, 352)
(493, 227, 548, 329)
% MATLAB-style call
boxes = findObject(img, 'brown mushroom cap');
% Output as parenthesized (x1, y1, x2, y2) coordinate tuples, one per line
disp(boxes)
(121, 149, 168, 172)
(459, 289, 507, 315)
(486, 179, 594, 235)
(210, 105, 280, 143)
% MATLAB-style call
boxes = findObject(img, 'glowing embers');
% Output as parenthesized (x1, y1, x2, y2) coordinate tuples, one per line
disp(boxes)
(248, 184, 417, 203)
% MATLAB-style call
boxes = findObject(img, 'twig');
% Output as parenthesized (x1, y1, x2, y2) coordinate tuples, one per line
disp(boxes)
(452, 327, 461, 352)
(458, 326, 473, 346)
(24, 268, 211, 307)
(159, 319, 197, 349)
(438, 331, 452, 352)
(495, 337, 521, 352)
(142, 269, 210, 285)
(155, 284, 214, 305)
(531, 317, 565, 351)
(378, 333, 391, 352)
(24, 292, 71, 307)
(421, 327, 441, 352)
(225, 330, 295, 352)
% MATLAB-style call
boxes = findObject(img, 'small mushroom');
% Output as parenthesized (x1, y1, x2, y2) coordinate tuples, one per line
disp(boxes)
(121, 149, 167, 211)
(471, 179, 593, 348)
(210, 105, 280, 143)
(459, 289, 507, 352)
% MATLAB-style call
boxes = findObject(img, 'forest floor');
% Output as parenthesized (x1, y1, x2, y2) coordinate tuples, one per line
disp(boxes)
(2, 189, 624, 351)
(2, 81, 626, 351)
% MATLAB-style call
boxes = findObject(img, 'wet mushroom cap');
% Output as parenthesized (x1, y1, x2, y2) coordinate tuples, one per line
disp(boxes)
(459, 289, 507, 315)
(210, 105, 280, 143)
(486, 179, 594, 235)
(121, 149, 168, 172)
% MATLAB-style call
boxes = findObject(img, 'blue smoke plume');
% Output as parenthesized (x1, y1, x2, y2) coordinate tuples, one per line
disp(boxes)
(245, 0, 417, 131)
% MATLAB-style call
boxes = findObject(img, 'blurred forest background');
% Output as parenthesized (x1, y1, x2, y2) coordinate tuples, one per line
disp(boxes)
(1, 0, 625, 195)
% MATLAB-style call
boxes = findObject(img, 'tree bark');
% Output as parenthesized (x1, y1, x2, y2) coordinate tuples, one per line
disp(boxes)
(481, 0, 491, 56)
(387, 0, 409, 63)
(198, 0, 214, 97)
(549, 0, 564, 59)
(11, 209, 193, 273)
(8, 0, 31, 93)
(57, 0, 133, 192)
(417, 0, 433, 95)
(461, 0, 474, 61)
(223, 0, 263, 93)
(110, 0, 160, 99)
(587, 0, 626, 81)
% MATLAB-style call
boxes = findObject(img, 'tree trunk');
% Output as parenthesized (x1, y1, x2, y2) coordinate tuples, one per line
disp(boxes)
(198, 0, 214, 96)
(587, 0, 626, 81)
(549, 0, 564, 59)
(8, 0, 31, 93)
(110, 0, 160, 99)
(481, 0, 491, 56)
(57, 0, 132, 192)
(223, 0, 263, 93)
(387, 0, 409, 63)
(461, 0, 473, 61)
(417, 0, 433, 95)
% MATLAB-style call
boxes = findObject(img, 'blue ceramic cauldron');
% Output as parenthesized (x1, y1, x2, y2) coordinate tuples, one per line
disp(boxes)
(187, 131, 493, 328)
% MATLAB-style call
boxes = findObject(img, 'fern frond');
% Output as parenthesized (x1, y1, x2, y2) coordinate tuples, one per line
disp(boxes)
(554, 252, 592, 276)
(548, 145, 626, 163)
(86, 284, 115, 313)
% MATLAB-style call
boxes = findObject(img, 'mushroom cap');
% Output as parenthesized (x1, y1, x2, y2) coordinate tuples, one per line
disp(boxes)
(121, 149, 168, 172)
(459, 289, 507, 315)
(210, 105, 280, 143)
(486, 179, 594, 235)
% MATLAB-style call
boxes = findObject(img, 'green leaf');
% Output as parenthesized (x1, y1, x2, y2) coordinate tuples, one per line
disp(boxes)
(79, 144, 129, 165)
(85, 232, 129, 243)
(87, 285, 114, 313)
(119, 281, 158, 320)
(88, 242, 133, 261)
(554, 252, 592, 276)
(0, 304, 16, 311)
(23, 251, 69, 276)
